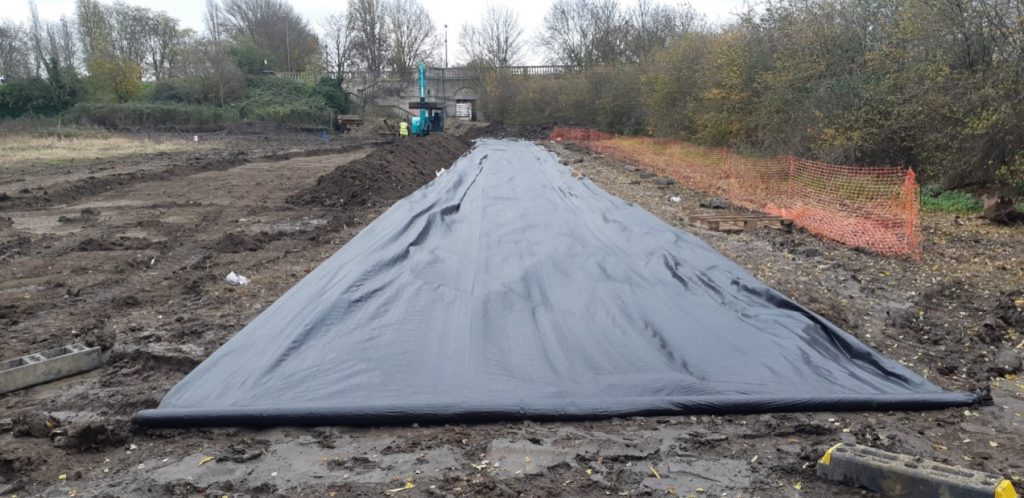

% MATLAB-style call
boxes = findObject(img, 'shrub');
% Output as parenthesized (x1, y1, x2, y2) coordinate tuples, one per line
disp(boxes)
(65, 102, 238, 130)
(230, 40, 273, 75)
(65, 70, 336, 130)
(313, 77, 349, 114)
(150, 79, 199, 104)
(85, 58, 143, 102)
(0, 78, 71, 118)
(0, 60, 81, 119)
(589, 67, 645, 135)
(920, 189, 983, 214)
(243, 75, 311, 101)
(243, 104, 326, 126)
(235, 76, 331, 126)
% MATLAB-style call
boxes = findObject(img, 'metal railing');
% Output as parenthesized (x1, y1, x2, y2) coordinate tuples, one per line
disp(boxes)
(277, 65, 582, 89)
(425, 65, 581, 79)
(276, 72, 322, 82)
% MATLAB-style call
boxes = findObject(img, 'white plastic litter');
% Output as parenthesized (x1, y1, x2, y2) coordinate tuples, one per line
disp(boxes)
(670, 196, 682, 203)
(435, 168, 447, 177)
(226, 272, 251, 286)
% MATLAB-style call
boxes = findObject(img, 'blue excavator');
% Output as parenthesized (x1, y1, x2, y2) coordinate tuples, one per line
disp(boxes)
(408, 63, 445, 136)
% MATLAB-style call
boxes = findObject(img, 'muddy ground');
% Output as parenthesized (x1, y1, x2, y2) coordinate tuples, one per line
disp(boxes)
(1, 127, 1022, 498)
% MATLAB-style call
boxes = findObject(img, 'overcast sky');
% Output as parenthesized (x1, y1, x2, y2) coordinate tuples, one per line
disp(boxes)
(5, 0, 752, 64)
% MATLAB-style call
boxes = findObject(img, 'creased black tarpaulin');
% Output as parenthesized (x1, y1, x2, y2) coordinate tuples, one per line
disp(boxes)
(134, 139, 979, 427)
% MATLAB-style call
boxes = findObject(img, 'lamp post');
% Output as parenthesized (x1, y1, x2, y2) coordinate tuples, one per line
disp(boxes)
(443, 24, 448, 119)
(285, 21, 291, 73)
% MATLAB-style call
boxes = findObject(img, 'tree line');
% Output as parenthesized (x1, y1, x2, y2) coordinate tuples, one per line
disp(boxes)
(0, 0, 448, 119)
(2, 0, 541, 100)
(2, 0, 1021, 187)
(484, 0, 1024, 188)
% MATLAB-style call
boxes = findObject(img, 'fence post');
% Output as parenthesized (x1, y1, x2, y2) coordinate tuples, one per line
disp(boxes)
(720, 146, 734, 197)
(901, 168, 921, 257)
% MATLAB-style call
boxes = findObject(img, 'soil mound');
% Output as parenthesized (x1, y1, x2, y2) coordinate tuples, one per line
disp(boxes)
(288, 134, 470, 208)
(463, 122, 553, 141)
(76, 236, 154, 252)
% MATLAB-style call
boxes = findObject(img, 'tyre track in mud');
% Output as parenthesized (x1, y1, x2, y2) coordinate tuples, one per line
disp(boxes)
(0, 134, 475, 496)
(0, 140, 389, 212)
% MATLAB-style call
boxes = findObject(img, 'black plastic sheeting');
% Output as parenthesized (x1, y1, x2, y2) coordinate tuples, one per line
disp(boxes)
(134, 139, 979, 427)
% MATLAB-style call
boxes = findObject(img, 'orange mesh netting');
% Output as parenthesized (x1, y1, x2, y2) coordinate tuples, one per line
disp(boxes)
(550, 127, 921, 257)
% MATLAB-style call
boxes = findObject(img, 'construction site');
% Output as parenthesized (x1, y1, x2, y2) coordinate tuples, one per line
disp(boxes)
(2, 0, 1024, 497)
(0, 117, 1019, 496)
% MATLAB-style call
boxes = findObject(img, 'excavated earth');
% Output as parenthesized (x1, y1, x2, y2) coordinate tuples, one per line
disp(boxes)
(287, 135, 470, 208)
(0, 127, 1021, 498)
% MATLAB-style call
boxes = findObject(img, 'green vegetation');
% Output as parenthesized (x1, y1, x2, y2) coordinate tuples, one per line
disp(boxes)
(229, 40, 274, 76)
(920, 190, 983, 214)
(0, 77, 76, 118)
(4, 65, 345, 131)
(483, 0, 1024, 190)
(238, 77, 343, 123)
(1, 0, 347, 130)
(85, 58, 143, 102)
(482, 67, 644, 135)
(63, 76, 347, 130)
(65, 102, 237, 130)
(0, 59, 82, 118)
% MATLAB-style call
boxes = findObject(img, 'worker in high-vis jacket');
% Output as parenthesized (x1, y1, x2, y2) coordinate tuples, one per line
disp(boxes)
(399, 120, 409, 138)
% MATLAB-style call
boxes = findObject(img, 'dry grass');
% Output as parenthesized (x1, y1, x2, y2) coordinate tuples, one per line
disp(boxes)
(0, 132, 210, 170)
(578, 131, 922, 255)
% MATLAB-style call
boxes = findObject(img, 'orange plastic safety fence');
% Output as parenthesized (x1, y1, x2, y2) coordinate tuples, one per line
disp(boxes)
(550, 127, 921, 257)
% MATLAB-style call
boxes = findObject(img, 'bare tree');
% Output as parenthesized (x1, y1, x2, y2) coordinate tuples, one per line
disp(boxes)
(539, 0, 629, 65)
(204, 0, 225, 43)
(109, 3, 152, 68)
(146, 13, 182, 80)
(28, 0, 46, 75)
(27, 2, 79, 77)
(347, 0, 388, 75)
(383, 0, 436, 78)
(200, 0, 230, 101)
(77, 0, 185, 83)
(176, 32, 246, 105)
(0, 20, 31, 79)
(321, 13, 350, 77)
(44, 16, 80, 71)
(588, 0, 629, 64)
(76, 0, 111, 62)
(623, 0, 700, 62)
(220, 0, 321, 72)
(459, 5, 525, 67)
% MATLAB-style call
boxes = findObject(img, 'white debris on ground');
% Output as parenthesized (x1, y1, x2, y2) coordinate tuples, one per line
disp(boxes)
(225, 271, 251, 286)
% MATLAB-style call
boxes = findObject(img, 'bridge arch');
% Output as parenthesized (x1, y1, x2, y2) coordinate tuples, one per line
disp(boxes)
(453, 87, 478, 101)
(450, 87, 481, 121)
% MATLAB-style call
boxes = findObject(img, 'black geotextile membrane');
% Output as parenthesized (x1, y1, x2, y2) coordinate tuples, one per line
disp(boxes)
(134, 139, 979, 427)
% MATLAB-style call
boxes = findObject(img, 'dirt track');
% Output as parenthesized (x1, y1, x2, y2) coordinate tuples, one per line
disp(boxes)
(1, 129, 1022, 497)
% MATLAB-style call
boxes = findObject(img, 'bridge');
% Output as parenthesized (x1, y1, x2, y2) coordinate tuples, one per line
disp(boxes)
(277, 66, 581, 121)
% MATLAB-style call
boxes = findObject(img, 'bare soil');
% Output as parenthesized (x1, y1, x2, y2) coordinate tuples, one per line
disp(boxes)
(0, 129, 1021, 498)
(288, 134, 470, 208)
(463, 122, 553, 141)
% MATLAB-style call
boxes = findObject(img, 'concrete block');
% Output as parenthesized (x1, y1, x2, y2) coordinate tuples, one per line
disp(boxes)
(817, 443, 1017, 498)
(0, 344, 102, 395)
